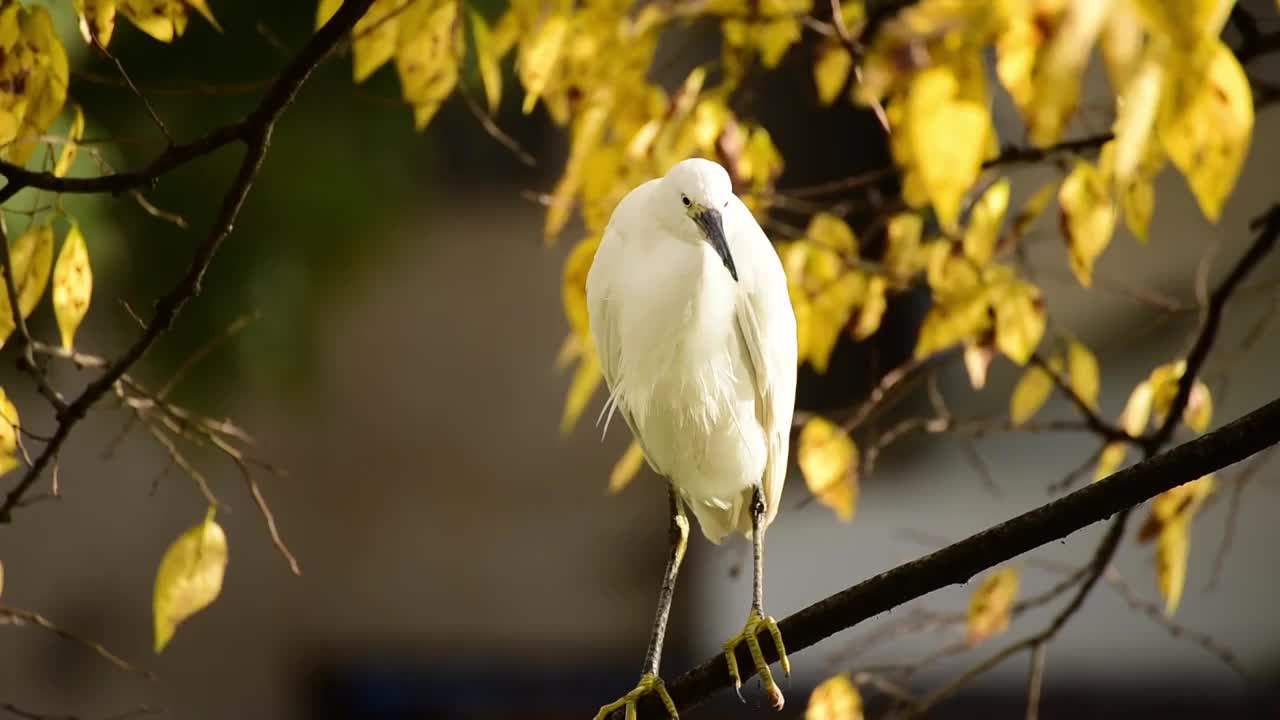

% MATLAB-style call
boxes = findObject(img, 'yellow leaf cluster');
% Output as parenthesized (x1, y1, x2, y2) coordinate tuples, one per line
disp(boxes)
(797, 417, 858, 522)
(0, 222, 54, 349)
(0, 3, 68, 165)
(916, 259, 1044, 366)
(856, 2, 1015, 230)
(967, 566, 1019, 645)
(780, 214, 887, 372)
(0, 386, 20, 477)
(996, 0, 1110, 147)
(716, 0, 814, 84)
(153, 507, 228, 652)
(1126, 360, 1214, 434)
(853, 0, 1254, 262)
(320, 0, 464, 131)
(806, 673, 863, 720)
(70, 0, 219, 47)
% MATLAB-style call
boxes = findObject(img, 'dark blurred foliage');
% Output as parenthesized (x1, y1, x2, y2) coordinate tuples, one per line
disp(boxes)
(55, 0, 547, 410)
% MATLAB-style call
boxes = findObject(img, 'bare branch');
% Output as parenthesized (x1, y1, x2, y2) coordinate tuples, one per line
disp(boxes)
(0, 0, 379, 522)
(1025, 643, 1046, 720)
(0, 606, 152, 679)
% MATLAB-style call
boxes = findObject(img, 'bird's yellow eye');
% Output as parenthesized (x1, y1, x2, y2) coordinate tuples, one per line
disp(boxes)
(681, 195, 691, 207)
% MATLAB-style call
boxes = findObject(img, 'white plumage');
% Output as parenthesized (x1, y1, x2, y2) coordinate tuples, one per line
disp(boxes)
(586, 158, 798, 543)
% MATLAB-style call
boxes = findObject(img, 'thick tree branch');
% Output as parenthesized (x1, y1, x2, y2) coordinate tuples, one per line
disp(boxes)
(633, 394, 1280, 718)
(0, 0, 377, 522)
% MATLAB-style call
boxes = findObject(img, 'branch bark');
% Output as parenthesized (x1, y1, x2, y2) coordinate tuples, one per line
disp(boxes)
(636, 393, 1280, 717)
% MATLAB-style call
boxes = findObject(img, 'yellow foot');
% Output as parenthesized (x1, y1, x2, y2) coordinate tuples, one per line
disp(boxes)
(592, 672, 678, 720)
(723, 608, 790, 710)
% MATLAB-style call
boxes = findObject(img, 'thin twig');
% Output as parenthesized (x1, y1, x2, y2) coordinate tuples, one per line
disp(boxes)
(0, 0, 380, 521)
(0, 607, 153, 679)
(91, 39, 173, 145)
(1025, 644, 1046, 720)
(1207, 445, 1277, 592)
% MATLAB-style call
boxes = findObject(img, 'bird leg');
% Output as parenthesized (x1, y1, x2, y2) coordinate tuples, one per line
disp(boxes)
(593, 485, 688, 720)
(722, 486, 790, 710)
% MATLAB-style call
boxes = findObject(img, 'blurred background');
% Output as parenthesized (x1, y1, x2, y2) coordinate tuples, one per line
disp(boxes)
(1, 1, 1278, 718)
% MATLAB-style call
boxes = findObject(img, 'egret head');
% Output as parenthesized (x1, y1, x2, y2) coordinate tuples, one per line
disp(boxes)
(658, 158, 738, 282)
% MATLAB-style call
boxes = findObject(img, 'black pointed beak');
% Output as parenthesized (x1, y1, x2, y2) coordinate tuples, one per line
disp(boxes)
(693, 207, 738, 282)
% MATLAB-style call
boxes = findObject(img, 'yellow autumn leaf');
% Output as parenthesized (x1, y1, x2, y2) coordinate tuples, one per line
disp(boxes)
(1110, 52, 1164, 190)
(963, 179, 1010, 265)
(395, 0, 463, 131)
(1158, 39, 1253, 222)
(990, 276, 1045, 365)
(814, 40, 852, 106)
(545, 102, 610, 242)
(52, 223, 92, 351)
(560, 349, 602, 435)
(315, 0, 342, 29)
(1010, 180, 1059, 245)
(1067, 339, 1100, 410)
(469, 8, 502, 114)
(0, 386, 20, 478)
(806, 673, 863, 720)
(0, 222, 55, 348)
(1010, 359, 1056, 426)
(963, 340, 995, 390)
(1124, 176, 1155, 243)
(74, 0, 117, 46)
(53, 105, 85, 178)
(967, 566, 1019, 646)
(154, 507, 228, 653)
(518, 14, 569, 114)
(349, 0, 401, 82)
(883, 212, 924, 280)
(608, 440, 647, 494)
(1121, 380, 1154, 436)
(1184, 381, 1213, 433)
(1147, 361, 1210, 433)
(1100, 0, 1144, 93)
(1131, 0, 1232, 49)
(798, 417, 858, 522)
(119, 0, 219, 44)
(562, 235, 599, 341)
(1138, 474, 1216, 543)
(907, 64, 990, 231)
(1155, 519, 1189, 616)
(1058, 160, 1116, 287)
(1094, 441, 1127, 482)
(914, 284, 990, 359)
(853, 274, 886, 340)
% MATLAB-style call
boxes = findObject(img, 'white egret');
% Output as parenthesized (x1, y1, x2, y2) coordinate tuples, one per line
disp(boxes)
(586, 157, 798, 718)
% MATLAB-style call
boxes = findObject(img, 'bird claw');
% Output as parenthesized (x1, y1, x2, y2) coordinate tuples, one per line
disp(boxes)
(722, 608, 790, 710)
(592, 673, 678, 720)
